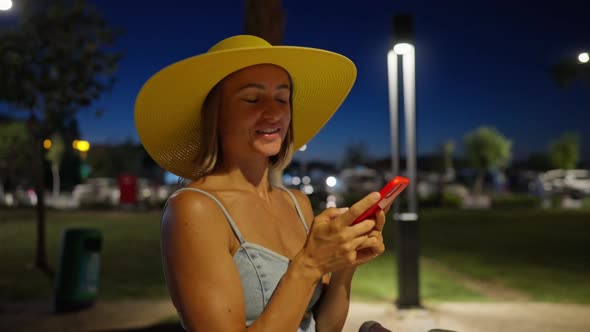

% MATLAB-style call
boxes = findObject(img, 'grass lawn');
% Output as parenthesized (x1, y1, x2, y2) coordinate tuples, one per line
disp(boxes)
(418, 209, 590, 303)
(0, 208, 588, 303)
(0, 210, 167, 300)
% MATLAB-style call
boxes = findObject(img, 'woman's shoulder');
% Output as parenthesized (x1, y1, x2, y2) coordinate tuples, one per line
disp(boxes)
(162, 184, 229, 233)
(282, 187, 309, 204)
(167, 183, 221, 209)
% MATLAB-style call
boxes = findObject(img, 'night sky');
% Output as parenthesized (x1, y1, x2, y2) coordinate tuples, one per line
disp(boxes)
(4, 0, 589, 164)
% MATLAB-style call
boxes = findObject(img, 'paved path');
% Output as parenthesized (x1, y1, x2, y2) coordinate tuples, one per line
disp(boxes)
(344, 301, 590, 332)
(2, 299, 590, 332)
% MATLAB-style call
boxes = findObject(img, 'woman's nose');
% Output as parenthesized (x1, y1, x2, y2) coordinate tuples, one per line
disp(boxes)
(261, 100, 284, 120)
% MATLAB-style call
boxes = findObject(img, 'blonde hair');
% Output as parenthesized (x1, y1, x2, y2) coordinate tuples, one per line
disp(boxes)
(191, 75, 295, 181)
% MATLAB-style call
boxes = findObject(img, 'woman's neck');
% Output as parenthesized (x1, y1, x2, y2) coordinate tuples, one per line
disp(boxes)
(208, 156, 274, 198)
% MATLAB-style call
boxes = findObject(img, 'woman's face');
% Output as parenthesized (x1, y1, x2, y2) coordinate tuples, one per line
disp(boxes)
(218, 64, 291, 161)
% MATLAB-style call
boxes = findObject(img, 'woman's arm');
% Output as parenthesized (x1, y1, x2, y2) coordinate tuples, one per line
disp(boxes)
(290, 190, 387, 332)
(314, 267, 355, 332)
(162, 191, 325, 332)
(290, 189, 353, 332)
(162, 192, 246, 331)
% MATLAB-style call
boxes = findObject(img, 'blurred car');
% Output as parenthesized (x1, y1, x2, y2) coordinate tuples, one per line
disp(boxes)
(339, 167, 384, 195)
(72, 177, 119, 207)
(538, 169, 590, 198)
(0, 187, 38, 207)
(72, 176, 177, 208)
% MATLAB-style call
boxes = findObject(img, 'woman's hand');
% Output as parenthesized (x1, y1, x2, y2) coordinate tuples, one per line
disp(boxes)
(354, 209, 386, 264)
(292, 192, 385, 280)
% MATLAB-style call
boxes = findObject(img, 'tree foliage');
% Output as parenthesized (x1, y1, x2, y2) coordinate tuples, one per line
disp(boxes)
(0, 0, 122, 121)
(0, 0, 122, 274)
(463, 127, 512, 195)
(464, 127, 512, 171)
(86, 142, 157, 178)
(442, 139, 454, 163)
(549, 132, 580, 170)
(0, 121, 32, 187)
(439, 139, 455, 173)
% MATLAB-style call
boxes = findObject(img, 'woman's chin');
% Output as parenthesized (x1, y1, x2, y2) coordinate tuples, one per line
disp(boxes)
(253, 144, 282, 158)
(262, 149, 282, 158)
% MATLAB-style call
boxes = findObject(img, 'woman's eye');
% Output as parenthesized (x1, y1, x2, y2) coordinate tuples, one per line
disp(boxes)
(275, 98, 288, 104)
(243, 98, 259, 103)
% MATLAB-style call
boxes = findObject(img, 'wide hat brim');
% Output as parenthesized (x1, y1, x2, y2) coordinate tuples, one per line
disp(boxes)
(135, 35, 357, 180)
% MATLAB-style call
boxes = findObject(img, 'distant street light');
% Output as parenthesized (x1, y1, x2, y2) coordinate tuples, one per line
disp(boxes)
(45, 138, 91, 155)
(578, 52, 589, 64)
(297, 144, 308, 186)
(72, 140, 90, 152)
(72, 140, 91, 177)
(326, 176, 337, 187)
(73, 139, 90, 159)
(0, 0, 12, 11)
(43, 139, 52, 150)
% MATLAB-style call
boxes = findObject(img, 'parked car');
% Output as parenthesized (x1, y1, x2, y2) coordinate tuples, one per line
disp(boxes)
(72, 177, 119, 207)
(538, 169, 590, 198)
(339, 167, 384, 196)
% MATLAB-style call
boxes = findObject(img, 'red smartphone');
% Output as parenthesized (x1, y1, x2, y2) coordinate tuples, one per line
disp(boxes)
(351, 176, 409, 225)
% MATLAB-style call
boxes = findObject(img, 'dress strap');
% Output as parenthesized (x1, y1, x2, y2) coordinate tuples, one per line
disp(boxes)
(169, 187, 246, 244)
(277, 187, 310, 233)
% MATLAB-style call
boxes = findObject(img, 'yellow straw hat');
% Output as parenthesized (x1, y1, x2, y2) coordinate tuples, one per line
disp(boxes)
(135, 35, 357, 179)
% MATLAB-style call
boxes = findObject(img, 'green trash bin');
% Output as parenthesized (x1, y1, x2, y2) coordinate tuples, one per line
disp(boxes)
(53, 228, 102, 313)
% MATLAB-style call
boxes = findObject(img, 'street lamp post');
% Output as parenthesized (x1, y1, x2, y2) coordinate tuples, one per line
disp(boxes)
(388, 13, 421, 308)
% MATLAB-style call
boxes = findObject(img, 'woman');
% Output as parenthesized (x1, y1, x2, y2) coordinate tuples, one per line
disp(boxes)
(135, 35, 387, 331)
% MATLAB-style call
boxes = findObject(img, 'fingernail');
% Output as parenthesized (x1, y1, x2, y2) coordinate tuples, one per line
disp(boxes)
(339, 207, 349, 212)
(371, 192, 381, 201)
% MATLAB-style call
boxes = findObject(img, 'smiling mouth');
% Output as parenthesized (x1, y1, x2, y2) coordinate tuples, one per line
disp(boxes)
(256, 128, 280, 135)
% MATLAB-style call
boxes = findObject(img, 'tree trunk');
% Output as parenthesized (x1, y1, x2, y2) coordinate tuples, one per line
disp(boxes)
(245, 0, 287, 188)
(51, 163, 60, 197)
(28, 116, 53, 277)
(473, 171, 485, 198)
(244, 0, 284, 45)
